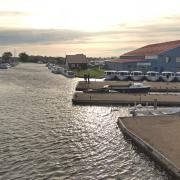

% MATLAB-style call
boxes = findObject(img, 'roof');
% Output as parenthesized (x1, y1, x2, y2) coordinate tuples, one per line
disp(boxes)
(122, 40, 180, 56)
(66, 54, 87, 64)
(110, 58, 145, 63)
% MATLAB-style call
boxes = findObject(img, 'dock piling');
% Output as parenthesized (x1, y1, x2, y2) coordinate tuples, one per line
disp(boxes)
(154, 98, 157, 109)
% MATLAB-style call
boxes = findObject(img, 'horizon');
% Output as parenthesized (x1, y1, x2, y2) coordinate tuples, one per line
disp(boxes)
(0, 0, 180, 57)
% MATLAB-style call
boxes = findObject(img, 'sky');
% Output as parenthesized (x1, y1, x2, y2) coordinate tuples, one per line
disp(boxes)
(0, 0, 180, 57)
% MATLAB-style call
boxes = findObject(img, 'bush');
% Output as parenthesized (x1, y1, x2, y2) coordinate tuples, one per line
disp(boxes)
(73, 67, 104, 78)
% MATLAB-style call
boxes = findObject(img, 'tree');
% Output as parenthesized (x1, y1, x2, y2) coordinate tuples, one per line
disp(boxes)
(19, 52, 29, 62)
(2, 52, 12, 63)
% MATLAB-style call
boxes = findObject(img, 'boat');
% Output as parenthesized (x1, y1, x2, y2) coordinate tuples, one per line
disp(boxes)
(116, 71, 130, 81)
(51, 66, 64, 74)
(108, 82, 150, 93)
(104, 70, 116, 80)
(84, 87, 109, 93)
(63, 70, 75, 78)
(129, 105, 180, 116)
(175, 72, 180, 82)
(145, 71, 160, 81)
(0, 63, 8, 69)
(47, 63, 55, 69)
(161, 71, 175, 82)
(130, 71, 144, 81)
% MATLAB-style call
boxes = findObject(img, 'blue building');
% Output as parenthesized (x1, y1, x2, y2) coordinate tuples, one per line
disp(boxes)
(106, 40, 180, 73)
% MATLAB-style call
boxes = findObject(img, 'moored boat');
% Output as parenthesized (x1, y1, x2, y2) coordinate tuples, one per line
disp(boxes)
(108, 82, 150, 93)
(116, 71, 130, 81)
(63, 70, 75, 78)
(51, 66, 64, 74)
(0, 63, 9, 69)
(175, 72, 180, 82)
(161, 71, 175, 82)
(104, 70, 116, 80)
(145, 71, 160, 81)
(130, 71, 144, 81)
(129, 105, 180, 116)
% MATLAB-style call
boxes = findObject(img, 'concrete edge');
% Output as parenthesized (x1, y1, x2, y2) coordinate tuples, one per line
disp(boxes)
(117, 118, 180, 178)
(72, 98, 180, 106)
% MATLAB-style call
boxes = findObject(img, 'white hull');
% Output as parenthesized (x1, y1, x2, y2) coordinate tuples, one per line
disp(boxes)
(161, 72, 175, 82)
(104, 75, 115, 80)
(175, 72, 180, 82)
(146, 75, 159, 82)
(116, 75, 129, 81)
(62, 71, 75, 78)
(131, 76, 144, 81)
(161, 76, 175, 82)
(176, 77, 180, 82)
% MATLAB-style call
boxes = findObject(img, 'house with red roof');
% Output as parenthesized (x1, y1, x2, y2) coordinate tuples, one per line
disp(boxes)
(65, 54, 88, 69)
(106, 40, 180, 72)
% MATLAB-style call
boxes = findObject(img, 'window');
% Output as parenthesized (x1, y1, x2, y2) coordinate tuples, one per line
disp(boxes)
(165, 56, 171, 63)
(176, 57, 180, 62)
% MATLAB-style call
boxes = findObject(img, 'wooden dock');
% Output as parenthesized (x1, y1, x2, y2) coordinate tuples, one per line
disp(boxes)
(76, 81, 180, 92)
(72, 92, 180, 106)
(117, 113, 180, 178)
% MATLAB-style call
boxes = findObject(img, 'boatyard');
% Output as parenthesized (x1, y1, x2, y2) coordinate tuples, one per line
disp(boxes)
(117, 113, 180, 178)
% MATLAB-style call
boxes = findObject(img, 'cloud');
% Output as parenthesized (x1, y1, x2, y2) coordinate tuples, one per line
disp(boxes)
(0, 15, 180, 54)
(0, 29, 90, 45)
(0, 11, 29, 16)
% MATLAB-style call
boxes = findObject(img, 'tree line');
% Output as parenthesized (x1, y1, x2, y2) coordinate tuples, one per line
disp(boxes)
(0, 51, 65, 65)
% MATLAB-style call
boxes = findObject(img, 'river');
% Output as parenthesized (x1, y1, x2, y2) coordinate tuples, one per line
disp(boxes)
(0, 63, 171, 179)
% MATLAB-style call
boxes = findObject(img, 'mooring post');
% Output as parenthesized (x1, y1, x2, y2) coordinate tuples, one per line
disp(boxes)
(139, 95, 141, 104)
(154, 98, 157, 109)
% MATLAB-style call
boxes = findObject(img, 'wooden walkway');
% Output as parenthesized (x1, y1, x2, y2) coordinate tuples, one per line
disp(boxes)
(72, 92, 180, 106)
(117, 113, 180, 178)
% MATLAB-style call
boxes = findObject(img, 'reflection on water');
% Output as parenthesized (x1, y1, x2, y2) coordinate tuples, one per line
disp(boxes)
(0, 63, 170, 179)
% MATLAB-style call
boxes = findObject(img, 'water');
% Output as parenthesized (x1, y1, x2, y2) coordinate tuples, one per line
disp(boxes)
(0, 63, 171, 180)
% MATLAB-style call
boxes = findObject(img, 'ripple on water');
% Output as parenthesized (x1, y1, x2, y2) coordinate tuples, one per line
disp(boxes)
(0, 64, 172, 180)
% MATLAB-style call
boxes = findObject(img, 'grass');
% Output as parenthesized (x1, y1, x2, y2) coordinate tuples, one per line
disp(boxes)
(73, 67, 105, 78)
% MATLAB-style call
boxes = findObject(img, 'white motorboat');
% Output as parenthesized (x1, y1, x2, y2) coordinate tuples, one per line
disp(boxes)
(116, 71, 130, 81)
(130, 71, 144, 81)
(129, 105, 180, 116)
(175, 72, 180, 81)
(0, 63, 9, 69)
(63, 70, 75, 78)
(161, 71, 175, 82)
(51, 66, 64, 74)
(145, 71, 160, 81)
(108, 82, 151, 93)
(104, 70, 116, 80)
